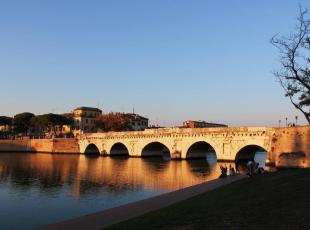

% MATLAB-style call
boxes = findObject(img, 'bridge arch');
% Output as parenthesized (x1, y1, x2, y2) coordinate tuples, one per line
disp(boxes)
(182, 138, 218, 159)
(235, 144, 268, 168)
(109, 142, 129, 156)
(186, 141, 217, 161)
(84, 143, 101, 155)
(141, 141, 171, 158)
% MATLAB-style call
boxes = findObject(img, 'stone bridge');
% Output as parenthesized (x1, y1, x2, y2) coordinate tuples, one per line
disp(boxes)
(79, 126, 310, 168)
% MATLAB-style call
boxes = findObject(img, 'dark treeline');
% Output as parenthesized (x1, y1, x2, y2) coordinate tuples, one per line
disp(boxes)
(0, 112, 74, 139)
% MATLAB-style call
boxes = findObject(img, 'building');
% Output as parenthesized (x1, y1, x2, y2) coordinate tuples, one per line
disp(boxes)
(72, 107, 102, 135)
(183, 120, 227, 128)
(125, 113, 149, 131)
(61, 113, 74, 134)
(0, 125, 11, 132)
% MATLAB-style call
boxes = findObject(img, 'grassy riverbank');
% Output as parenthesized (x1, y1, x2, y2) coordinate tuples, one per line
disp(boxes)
(106, 169, 310, 230)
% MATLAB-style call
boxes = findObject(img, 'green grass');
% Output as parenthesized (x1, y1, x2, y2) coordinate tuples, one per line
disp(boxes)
(106, 169, 310, 230)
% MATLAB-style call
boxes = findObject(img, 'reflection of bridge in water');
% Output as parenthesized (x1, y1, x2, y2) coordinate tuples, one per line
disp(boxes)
(0, 152, 230, 229)
(0, 154, 222, 199)
(79, 126, 310, 168)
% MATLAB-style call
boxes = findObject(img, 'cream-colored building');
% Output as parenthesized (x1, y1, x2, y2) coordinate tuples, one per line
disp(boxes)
(126, 113, 149, 131)
(0, 125, 11, 132)
(72, 107, 102, 136)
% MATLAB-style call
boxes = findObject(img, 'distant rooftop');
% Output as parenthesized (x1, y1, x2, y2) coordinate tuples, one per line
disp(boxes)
(125, 113, 149, 121)
(74, 107, 102, 112)
(183, 120, 228, 127)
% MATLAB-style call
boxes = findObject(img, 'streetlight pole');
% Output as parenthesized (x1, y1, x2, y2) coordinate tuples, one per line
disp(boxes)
(285, 117, 288, 127)
(295, 116, 298, 126)
(278, 120, 281, 128)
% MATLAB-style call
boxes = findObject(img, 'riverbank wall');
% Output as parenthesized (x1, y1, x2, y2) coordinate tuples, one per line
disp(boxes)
(0, 138, 80, 153)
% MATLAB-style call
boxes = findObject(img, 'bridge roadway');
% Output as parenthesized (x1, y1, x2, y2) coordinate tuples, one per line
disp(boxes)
(79, 126, 310, 168)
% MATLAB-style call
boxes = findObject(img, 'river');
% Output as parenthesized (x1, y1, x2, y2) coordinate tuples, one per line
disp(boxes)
(0, 152, 266, 229)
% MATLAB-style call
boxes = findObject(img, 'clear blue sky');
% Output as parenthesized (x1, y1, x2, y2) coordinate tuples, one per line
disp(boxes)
(1, 0, 309, 127)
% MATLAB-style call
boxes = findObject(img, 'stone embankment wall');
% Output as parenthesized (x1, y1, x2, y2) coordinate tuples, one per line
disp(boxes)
(0, 138, 79, 153)
(269, 126, 310, 168)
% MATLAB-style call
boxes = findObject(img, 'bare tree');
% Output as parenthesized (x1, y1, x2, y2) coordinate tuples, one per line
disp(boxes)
(96, 113, 132, 132)
(271, 6, 310, 124)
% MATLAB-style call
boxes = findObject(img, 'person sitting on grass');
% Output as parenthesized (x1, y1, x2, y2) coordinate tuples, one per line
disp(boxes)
(254, 162, 265, 174)
(229, 165, 235, 176)
(254, 162, 259, 174)
(246, 160, 254, 177)
(235, 160, 240, 174)
(219, 165, 228, 178)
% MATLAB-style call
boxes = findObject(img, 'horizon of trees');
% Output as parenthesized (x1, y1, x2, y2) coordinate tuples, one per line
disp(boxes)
(0, 112, 74, 136)
(0, 111, 138, 137)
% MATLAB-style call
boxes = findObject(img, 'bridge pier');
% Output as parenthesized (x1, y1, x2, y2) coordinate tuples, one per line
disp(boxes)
(171, 151, 182, 160)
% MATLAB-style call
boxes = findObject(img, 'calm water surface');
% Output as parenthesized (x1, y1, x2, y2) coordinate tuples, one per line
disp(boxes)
(0, 152, 266, 229)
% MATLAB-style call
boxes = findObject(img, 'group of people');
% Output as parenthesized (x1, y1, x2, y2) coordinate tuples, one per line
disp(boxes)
(219, 160, 264, 178)
(246, 160, 264, 177)
(219, 164, 236, 178)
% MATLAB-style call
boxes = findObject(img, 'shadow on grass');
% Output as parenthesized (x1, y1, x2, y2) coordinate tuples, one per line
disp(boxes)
(106, 169, 310, 230)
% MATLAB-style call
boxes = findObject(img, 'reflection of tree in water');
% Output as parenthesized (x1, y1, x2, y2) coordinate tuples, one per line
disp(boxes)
(186, 151, 217, 176)
(78, 180, 143, 195)
(38, 174, 65, 189)
(0, 164, 65, 194)
(141, 158, 170, 172)
(15, 169, 66, 194)
(0, 163, 11, 182)
(0, 153, 79, 193)
(187, 159, 213, 176)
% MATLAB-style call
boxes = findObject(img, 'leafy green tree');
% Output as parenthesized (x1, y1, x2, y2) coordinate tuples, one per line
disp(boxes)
(0, 116, 13, 126)
(32, 113, 74, 135)
(13, 112, 35, 134)
(271, 7, 310, 124)
(0, 116, 13, 139)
